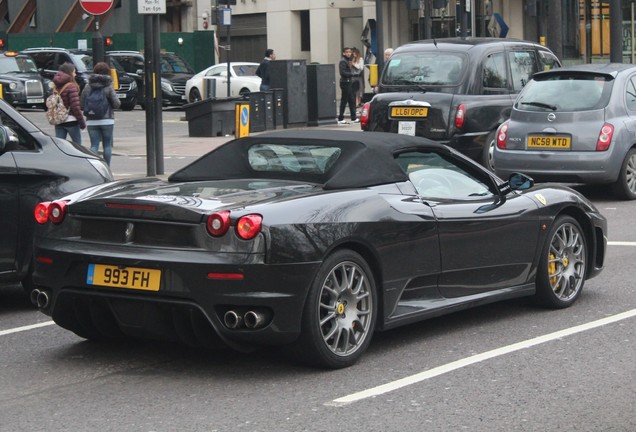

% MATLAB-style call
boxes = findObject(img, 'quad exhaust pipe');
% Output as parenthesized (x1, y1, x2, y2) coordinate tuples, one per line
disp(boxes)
(30, 289, 50, 309)
(223, 309, 271, 330)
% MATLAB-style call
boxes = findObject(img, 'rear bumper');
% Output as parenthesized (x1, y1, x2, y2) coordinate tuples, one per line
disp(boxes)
(33, 241, 319, 348)
(494, 149, 620, 184)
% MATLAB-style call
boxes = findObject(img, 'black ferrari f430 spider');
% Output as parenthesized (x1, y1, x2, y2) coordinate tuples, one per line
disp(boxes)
(32, 130, 606, 368)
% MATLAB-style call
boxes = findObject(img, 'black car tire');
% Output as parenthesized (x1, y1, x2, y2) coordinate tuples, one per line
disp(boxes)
(611, 148, 636, 200)
(190, 88, 202, 103)
(239, 88, 251, 97)
(482, 130, 497, 172)
(291, 249, 377, 369)
(535, 215, 587, 309)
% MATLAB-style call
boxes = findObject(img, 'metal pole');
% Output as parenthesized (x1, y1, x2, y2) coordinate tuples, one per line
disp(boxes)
(143, 14, 156, 177)
(92, 15, 104, 64)
(152, 13, 164, 175)
(609, 0, 623, 62)
(424, 0, 432, 40)
(226, 21, 231, 97)
(631, 0, 636, 64)
(376, 0, 385, 71)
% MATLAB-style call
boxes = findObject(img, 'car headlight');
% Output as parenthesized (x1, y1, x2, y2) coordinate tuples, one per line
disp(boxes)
(47, 80, 55, 90)
(161, 79, 173, 92)
(88, 158, 114, 181)
(8, 82, 18, 90)
(129, 80, 137, 90)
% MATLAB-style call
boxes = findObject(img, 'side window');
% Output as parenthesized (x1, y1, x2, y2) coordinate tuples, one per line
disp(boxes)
(396, 151, 495, 200)
(626, 77, 636, 111)
(508, 50, 539, 92)
(538, 50, 560, 71)
(482, 52, 508, 89)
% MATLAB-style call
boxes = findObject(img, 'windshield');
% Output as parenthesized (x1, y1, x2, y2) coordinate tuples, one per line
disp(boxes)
(160, 54, 194, 74)
(0, 56, 39, 74)
(516, 73, 613, 112)
(382, 52, 466, 86)
(71, 53, 126, 73)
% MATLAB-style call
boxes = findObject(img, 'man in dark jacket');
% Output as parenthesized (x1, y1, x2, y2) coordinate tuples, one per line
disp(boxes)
(337, 47, 358, 124)
(256, 48, 275, 91)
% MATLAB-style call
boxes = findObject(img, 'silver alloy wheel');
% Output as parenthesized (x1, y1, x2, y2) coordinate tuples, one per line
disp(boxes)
(547, 222, 586, 301)
(625, 151, 636, 195)
(318, 260, 373, 357)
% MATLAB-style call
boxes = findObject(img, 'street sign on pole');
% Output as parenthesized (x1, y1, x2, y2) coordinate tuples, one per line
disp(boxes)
(79, 0, 114, 16)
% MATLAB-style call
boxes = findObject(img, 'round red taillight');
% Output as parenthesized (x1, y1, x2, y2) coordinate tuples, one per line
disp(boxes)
(236, 214, 262, 240)
(34, 202, 51, 224)
(360, 102, 371, 129)
(206, 211, 231, 236)
(497, 122, 509, 149)
(48, 201, 67, 224)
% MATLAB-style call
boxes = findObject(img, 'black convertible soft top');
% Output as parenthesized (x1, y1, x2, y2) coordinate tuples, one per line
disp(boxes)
(169, 130, 448, 189)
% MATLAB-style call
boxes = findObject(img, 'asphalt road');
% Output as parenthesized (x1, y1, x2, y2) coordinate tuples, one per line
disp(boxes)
(1, 109, 635, 431)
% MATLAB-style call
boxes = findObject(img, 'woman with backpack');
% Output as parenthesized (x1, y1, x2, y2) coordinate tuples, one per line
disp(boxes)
(52, 62, 86, 144)
(80, 61, 121, 166)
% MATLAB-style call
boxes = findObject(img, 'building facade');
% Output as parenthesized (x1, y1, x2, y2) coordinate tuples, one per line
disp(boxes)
(0, 1, 631, 68)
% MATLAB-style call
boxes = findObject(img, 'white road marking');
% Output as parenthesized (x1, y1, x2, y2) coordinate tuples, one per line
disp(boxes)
(607, 241, 636, 246)
(0, 321, 55, 337)
(327, 308, 636, 406)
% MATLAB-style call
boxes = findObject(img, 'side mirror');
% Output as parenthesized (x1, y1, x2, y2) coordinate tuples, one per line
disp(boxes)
(0, 125, 18, 153)
(508, 172, 534, 191)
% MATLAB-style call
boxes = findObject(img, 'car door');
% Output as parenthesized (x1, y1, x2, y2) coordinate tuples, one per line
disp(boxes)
(204, 65, 229, 97)
(0, 144, 18, 273)
(403, 149, 540, 298)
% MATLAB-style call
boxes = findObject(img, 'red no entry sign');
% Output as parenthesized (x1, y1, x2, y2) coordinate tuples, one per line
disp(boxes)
(79, 0, 114, 15)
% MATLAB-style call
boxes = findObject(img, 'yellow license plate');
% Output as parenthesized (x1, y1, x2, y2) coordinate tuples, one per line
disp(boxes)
(87, 264, 161, 291)
(527, 135, 571, 149)
(390, 106, 429, 118)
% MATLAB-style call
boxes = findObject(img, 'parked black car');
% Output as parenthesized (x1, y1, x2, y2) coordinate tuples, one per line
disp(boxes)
(0, 51, 52, 110)
(361, 38, 561, 171)
(0, 98, 113, 295)
(20, 47, 138, 111)
(107, 50, 195, 107)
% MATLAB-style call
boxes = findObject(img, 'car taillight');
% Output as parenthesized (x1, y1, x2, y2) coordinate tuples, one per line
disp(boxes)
(206, 211, 230, 237)
(236, 214, 262, 240)
(596, 123, 614, 151)
(34, 202, 51, 224)
(34, 201, 67, 224)
(48, 201, 67, 224)
(360, 102, 371, 129)
(496, 121, 509, 149)
(455, 103, 466, 129)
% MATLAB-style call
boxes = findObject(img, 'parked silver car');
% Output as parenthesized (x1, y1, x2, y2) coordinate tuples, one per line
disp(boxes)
(494, 63, 636, 200)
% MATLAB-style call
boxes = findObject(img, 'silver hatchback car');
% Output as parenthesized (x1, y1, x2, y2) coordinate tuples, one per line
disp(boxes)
(494, 63, 636, 200)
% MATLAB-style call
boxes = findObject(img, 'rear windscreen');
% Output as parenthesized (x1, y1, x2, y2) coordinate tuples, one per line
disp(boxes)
(382, 52, 466, 86)
(516, 73, 613, 112)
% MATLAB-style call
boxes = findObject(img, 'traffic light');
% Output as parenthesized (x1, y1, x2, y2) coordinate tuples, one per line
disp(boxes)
(105, 37, 113, 47)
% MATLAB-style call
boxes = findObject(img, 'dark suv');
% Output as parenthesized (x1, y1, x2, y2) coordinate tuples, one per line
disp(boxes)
(107, 50, 195, 107)
(20, 47, 138, 111)
(362, 38, 561, 170)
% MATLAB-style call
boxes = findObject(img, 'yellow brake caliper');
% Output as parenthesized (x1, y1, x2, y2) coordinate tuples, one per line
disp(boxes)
(549, 253, 558, 288)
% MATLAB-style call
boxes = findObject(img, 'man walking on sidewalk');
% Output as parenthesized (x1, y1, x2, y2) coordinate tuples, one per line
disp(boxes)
(337, 47, 359, 125)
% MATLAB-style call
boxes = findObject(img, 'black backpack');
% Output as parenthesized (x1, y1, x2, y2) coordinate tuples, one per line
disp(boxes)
(83, 87, 110, 120)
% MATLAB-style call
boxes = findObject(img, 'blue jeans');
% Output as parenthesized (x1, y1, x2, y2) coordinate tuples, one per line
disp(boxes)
(88, 124, 114, 166)
(259, 84, 270, 91)
(55, 123, 82, 145)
